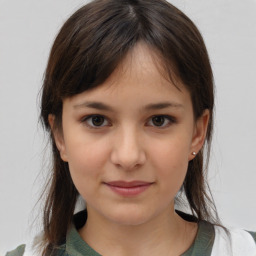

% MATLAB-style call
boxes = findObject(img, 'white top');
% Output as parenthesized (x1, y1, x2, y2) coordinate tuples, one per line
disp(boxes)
(212, 226, 256, 256)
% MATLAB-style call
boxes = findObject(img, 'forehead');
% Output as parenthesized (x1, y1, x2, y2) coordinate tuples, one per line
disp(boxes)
(106, 42, 181, 90)
(64, 42, 192, 110)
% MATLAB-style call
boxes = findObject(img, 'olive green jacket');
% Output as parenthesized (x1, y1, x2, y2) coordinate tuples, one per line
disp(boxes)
(6, 210, 256, 256)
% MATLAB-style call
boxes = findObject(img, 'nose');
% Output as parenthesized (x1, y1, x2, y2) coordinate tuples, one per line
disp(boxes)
(110, 127, 146, 171)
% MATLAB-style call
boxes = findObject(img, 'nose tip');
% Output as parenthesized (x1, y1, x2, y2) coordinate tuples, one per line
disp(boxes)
(111, 148, 146, 171)
(110, 133, 146, 171)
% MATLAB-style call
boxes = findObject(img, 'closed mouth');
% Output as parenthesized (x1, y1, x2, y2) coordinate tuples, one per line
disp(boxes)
(103, 180, 154, 196)
(104, 180, 154, 188)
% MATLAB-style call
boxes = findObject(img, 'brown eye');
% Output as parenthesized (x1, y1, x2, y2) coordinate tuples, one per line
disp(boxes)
(152, 116, 165, 126)
(91, 116, 105, 126)
(148, 115, 176, 128)
(82, 115, 109, 129)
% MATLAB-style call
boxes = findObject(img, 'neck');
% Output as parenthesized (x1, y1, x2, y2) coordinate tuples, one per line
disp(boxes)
(78, 205, 197, 256)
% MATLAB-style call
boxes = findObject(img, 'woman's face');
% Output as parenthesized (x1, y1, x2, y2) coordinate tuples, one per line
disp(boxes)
(52, 43, 208, 226)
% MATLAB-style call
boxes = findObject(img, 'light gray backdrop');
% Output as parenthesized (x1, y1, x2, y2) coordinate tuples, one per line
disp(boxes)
(1, 0, 256, 254)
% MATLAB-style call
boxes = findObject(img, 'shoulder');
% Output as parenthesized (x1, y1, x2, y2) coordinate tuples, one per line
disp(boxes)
(5, 244, 26, 256)
(5, 244, 67, 256)
(248, 231, 256, 242)
(212, 226, 256, 256)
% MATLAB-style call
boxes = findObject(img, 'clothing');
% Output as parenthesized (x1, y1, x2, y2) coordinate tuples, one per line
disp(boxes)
(6, 210, 256, 256)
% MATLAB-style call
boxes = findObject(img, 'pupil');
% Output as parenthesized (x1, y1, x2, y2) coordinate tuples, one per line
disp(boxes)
(153, 116, 164, 126)
(92, 116, 104, 126)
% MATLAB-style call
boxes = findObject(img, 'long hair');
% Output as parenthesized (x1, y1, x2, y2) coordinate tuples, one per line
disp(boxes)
(39, 0, 217, 253)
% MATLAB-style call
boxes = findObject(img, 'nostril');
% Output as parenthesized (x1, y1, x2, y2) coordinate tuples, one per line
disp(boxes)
(110, 148, 146, 171)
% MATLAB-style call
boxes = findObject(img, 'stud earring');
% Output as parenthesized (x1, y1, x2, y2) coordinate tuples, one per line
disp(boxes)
(192, 152, 196, 156)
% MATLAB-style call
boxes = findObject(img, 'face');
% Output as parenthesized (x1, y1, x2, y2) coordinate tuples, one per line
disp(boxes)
(51, 43, 209, 226)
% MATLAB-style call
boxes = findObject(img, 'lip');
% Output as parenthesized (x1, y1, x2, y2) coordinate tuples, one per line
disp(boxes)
(104, 180, 154, 197)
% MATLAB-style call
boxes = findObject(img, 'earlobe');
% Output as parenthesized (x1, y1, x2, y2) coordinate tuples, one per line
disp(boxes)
(48, 114, 68, 162)
(189, 109, 210, 161)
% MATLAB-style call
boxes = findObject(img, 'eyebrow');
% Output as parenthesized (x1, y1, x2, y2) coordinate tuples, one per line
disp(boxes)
(73, 101, 184, 111)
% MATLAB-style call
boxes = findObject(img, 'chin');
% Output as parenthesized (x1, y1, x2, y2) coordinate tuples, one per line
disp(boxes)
(103, 206, 156, 226)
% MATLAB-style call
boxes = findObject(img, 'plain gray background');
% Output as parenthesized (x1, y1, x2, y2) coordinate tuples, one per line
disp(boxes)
(1, 0, 256, 254)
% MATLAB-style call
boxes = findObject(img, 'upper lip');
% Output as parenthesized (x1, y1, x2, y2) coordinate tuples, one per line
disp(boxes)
(104, 180, 154, 188)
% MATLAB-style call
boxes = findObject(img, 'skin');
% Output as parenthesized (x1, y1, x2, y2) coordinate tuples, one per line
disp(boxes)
(50, 43, 209, 256)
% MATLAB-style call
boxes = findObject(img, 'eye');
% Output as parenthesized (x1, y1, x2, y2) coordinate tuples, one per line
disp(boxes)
(147, 115, 176, 128)
(81, 115, 110, 128)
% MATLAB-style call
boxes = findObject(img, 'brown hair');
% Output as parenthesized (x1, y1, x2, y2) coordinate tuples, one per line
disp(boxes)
(39, 0, 218, 253)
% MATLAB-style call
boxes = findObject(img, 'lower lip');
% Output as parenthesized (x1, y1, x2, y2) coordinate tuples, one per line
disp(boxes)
(105, 184, 152, 197)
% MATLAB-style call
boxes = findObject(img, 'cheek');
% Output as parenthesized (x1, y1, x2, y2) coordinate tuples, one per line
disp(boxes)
(149, 136, 190, 189)
(65, 130, 110, 165)
(64, 134, 110, 188)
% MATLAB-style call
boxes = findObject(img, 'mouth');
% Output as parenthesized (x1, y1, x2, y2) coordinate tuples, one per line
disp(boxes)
(103, 180, 154, 197)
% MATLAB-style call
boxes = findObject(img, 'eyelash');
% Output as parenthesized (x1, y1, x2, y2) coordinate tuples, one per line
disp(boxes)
(80, 114, 176, 129)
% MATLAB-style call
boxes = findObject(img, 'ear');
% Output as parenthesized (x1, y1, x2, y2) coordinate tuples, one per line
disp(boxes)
(48, 114, 68, 162)
(188, 109, 210, 161)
